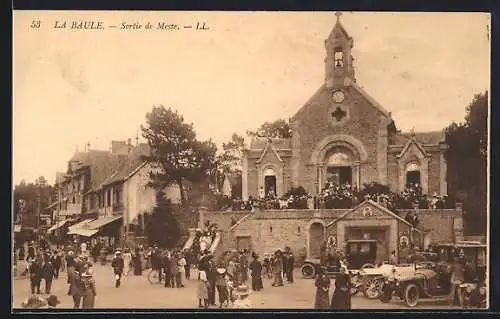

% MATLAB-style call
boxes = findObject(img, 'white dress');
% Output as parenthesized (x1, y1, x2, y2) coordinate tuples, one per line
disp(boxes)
(123, 253, 132, 275)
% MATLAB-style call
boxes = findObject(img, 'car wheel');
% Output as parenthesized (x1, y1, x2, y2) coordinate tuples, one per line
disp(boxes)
(363, 277, 382, 299)
(301, 263, 316, 279)
(404, 284, 419, 307)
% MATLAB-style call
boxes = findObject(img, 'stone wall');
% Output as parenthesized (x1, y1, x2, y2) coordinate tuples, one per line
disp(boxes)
(206, 205, 464, 261)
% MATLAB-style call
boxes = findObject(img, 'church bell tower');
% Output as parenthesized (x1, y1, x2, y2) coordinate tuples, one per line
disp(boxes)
(325, 12, 356, 88)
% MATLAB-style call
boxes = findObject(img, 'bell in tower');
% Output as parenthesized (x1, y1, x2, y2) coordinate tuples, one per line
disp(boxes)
(325, 12, 356, 88)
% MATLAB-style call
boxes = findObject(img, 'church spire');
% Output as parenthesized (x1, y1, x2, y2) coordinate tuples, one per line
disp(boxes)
(325, 11, 356, 88)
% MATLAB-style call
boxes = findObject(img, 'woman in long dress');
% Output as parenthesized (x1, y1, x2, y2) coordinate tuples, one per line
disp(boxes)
(197, 269, 209, 308)
(249, 253, 263, 291)
(123, 248, 132, 276)
(133, 248, 142, 276)
(330, 265, 351, 309)
(314, 267, 331, 309)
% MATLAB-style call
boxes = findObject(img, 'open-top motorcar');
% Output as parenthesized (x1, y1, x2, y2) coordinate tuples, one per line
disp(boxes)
(379, 261, 455, 307)
(356, 263, 419, 299)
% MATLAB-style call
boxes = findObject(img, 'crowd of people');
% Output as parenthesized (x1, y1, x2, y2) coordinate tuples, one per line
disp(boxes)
(194, 246, 296, 308)
(215, 182, 456, 216)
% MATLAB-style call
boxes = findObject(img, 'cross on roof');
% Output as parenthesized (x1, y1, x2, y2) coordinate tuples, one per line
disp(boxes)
(335, 12, 343, 21)
(332, 107, 347, 122)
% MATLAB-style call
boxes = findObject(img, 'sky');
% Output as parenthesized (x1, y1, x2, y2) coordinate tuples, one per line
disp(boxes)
(13, 11, 490, 186)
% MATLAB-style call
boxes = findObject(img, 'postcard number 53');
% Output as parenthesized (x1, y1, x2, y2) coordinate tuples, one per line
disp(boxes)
(30, 20, 41, 29)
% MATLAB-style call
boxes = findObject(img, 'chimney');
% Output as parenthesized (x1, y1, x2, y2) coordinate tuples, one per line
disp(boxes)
(111, 140, 127, 154)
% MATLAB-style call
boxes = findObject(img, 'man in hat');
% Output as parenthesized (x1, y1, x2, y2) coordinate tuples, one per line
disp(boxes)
(111, 249, 124, 288)
(150, 245, 162, 283)
(230, 285, 252, 309)
(29, 256, 42, 294)
(68, 261, 83, 308)
(206, 256, 217, 305)
(41, 255, 55, 294)
(271, 249, 284, 287)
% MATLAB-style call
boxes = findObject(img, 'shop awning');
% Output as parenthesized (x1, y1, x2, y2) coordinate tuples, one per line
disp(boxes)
(47, 220, 69, 233)
(14, 225, 21, 232)
(67, 218, 96, 234)
(68, 228, 98, 237)
(86, 216, 123, 229)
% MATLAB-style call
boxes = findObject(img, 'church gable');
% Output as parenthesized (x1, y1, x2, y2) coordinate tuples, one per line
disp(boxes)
(334, 200, 412, 226)
(397, 139, 429, 160)
(256, 143, 283, 164)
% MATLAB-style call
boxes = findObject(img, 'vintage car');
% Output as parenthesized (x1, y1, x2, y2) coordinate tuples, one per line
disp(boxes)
(379, 261, 455, 307)
(356, 263, 418, 299)
(301, 239, 378, 279)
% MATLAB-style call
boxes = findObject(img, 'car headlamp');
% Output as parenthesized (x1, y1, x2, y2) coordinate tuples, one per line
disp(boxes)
(479, 287, 486, 295)
(466, 286, 473, 293)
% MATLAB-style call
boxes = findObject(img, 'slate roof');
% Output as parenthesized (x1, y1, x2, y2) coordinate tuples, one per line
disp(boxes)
(68, 150, 129, 190)
(99, 143, 151, 188)
(390, 130, 444, 146)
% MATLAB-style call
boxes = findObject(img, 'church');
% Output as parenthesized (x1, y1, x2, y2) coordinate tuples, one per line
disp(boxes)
(241, 14, 448, 200)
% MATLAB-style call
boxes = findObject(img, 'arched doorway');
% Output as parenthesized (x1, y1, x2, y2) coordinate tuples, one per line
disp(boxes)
(405, 162, 421, 186)
(308, 222, 325, 258)
(263, 168, 276, 198)
(324, 147, 354, 187)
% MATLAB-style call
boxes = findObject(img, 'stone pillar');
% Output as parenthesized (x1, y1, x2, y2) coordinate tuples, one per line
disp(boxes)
(290, 119, 300, 188)
(242, 149, 249, 201)
(377, 118, 390, 185)
(318, 164, 324, 192)
(439, 144, 448, 195)
(352, 161, 360, 189)
(453, 203, 464, 242)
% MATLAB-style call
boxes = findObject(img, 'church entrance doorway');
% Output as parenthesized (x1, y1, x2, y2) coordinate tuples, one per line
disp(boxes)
(264, 176, 276, 198)
(326, 166, 352, 186)
(308, 222, 325, 259)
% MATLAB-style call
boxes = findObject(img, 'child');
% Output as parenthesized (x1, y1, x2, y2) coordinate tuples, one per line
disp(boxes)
(230, 285, 252, 309)
(215, 268, 230, 308)
(197, 269, 209, 308)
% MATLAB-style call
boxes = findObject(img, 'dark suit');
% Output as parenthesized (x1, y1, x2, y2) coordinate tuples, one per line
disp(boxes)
(68, 270, 83, 308)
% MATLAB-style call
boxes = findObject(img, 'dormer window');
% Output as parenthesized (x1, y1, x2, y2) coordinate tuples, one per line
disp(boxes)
(334, 48, 344, 68)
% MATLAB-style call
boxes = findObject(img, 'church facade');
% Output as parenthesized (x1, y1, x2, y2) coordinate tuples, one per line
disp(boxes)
(242, 16, 448, 200)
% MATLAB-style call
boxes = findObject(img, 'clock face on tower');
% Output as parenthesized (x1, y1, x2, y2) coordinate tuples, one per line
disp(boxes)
(332, 90, 345, 103)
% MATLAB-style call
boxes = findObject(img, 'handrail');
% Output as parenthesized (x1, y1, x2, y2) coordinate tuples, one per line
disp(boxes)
(229, 213, 252, 231)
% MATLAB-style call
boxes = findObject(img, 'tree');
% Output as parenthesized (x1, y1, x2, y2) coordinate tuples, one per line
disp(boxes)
(141, 105, 218, 206)
(246, 119, 292, 139)
(13, 177, 54, 228)
(217, 133, 245, 174)
(145, 191, 180, 248)
(445, 91, 488, 235)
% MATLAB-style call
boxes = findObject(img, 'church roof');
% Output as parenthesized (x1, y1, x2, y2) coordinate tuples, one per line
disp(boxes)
(249, 136, 291, 150)
(390, 130, 444, 146)
(329, 19, 352, 41)
(350, 80, 391, 118)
